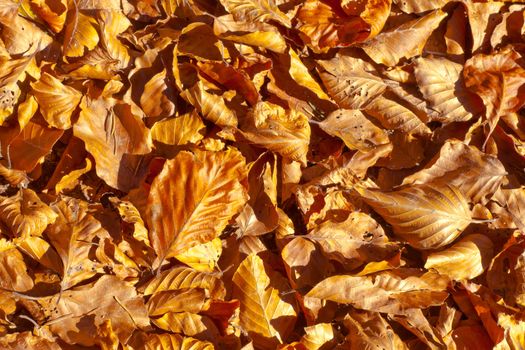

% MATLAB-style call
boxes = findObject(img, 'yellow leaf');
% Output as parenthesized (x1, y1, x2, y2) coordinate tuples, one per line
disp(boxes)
(140, 69, 176, 119)
(425, 233, 494, 280)
(40, 275, 149, 346)
(45, 197, 108, 290)
(144, 266, 226, 299)
(300, 323, 338, 350)
(0, 238, 34, 291)
(233, 254, 297, 349)
(146, 148, 248, 267)
(402, 140, 506, 204)
(364, 94, 431, 135)
(174, 237, 222, 272)
(213, 14, 287, 53)
(63, 10, 99, 57)
(15, 236, 62, 273)
(132, 333, 214, 350)
(219, 0, 291, 28)
(31, 72, 82, 129)
(54, 157, 92, 194)
(152, 311, 220, 341)
(356, 183, 472, 249)
(30, 0, 67, 33)
(151, 111, 205, 146)
(147, 288, 206, 316)
(180, 81, 239, 127)
(0, 188, 57, 238)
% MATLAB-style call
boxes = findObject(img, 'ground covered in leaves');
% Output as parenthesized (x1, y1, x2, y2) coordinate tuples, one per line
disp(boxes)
(1, 0, 525, 349)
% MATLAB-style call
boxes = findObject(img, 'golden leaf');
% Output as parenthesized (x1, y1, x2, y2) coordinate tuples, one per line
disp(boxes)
(307, 212, 398, 270)
(147, 288, 206, 316)
(30, 0, 67, 33)
(344, 310, 407, 350)
(0, 188, 57, 238)
(174, 238, 222, 272)
(140, 69, 176, 119)
(31, 72, 82, 129)
(5, 121, 63, 172)
(151, 111, 205, 146)
(180, 81, 238, 127)
(74, 91, 152, 191)
(281, 237, 334, 289)
(306, 269, 449, 315)
(15, 236, 62, 273)
(240, 101, 310, 166)
(219, 0, 291, 28)
(152, 311, 220, 341)
(300, 323, 338, 350)
(295, 0, 369, 51)
(62, 10, 99, 57)
(45, 197, 109, 290)
(361, 9, 447, 66)
(414, 56, 482, 123)
(132, 333, 214, 350)
(425, 233, 494, 280)
(144, 266, 226, 300)
(0, 238, 34, 291)
(232, 254, 297, 349)
(54, 157, 92, 194)
(213, 14, 287, 53)
(146, 148, 248, 267)
(402, 140, 506, 203)
(356, 183, 472, 249)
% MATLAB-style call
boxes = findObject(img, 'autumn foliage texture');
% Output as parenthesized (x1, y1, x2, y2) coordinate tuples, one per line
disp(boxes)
(1, 0, 525, 349)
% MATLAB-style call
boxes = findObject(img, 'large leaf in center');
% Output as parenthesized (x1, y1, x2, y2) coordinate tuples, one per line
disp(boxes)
(146, 149, 248, 267)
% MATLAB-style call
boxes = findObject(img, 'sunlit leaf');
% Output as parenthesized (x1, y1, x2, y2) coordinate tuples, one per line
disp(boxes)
(355, 183, 472, 249)
(361, 9, 447, 66)
(146, 148, 248, 267)
(233, 254, 297, 349)
(31, 72, 82, 129)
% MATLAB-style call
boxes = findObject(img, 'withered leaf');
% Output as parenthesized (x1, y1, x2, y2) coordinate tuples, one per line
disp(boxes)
(356, 183, 472, 249)
(146, 148, 248, 267)
(233, 254, 297, 349)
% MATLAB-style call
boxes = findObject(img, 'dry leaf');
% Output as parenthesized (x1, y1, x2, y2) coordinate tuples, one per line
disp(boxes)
(356, 183, 472, 249)
(233, 254, 297, 349)
(146, 148, 248, 267)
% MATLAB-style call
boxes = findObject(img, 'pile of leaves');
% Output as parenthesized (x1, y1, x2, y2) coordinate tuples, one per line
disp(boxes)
(2, 0, 525, 348)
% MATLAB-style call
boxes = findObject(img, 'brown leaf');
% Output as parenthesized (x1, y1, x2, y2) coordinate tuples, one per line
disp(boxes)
(39, 275, 149, 346)
(360, 9, 447, 66)
(318, 54, 386, 109)
(464, 48, 525, 143)
(402, 140, 506, 203)
(414, 56, 482, 123)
